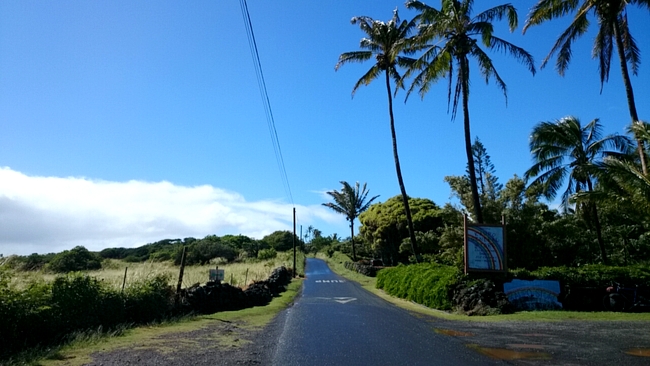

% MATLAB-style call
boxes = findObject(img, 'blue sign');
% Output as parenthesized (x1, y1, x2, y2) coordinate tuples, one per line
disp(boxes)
(503, 279, 562, 310)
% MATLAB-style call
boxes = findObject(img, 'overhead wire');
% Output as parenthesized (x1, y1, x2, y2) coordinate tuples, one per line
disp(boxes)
(239, 0, 294, 206)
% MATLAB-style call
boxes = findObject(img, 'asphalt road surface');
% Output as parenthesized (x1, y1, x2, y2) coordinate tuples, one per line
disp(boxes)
(271, 258, 499, 366)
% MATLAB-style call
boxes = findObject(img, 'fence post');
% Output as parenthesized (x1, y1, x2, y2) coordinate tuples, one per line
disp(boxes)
(245, 268, 249, 286)
(176, 246, 187, 295)
(121, 267, 128, 293)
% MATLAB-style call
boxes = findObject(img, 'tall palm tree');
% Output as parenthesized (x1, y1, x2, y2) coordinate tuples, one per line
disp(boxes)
(323, 181, 380, 261)
(524, 116, 630, 264)
(405, 0, 536, 223)
(580, 121, 650, 211)
(523, 0, 650, 175)
(335, 9, 420, 258)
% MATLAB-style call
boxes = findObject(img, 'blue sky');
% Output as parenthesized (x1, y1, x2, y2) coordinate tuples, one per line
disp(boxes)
(1, 0, 649, 256)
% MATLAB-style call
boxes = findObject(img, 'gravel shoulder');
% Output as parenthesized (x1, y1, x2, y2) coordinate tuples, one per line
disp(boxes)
(80, 308, 650, 366)
(83, 312, 288, 366)
(423, 316, 650, 365)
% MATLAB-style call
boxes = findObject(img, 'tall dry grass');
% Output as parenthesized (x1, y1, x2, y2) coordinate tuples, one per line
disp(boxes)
(7, 251, 305, 291)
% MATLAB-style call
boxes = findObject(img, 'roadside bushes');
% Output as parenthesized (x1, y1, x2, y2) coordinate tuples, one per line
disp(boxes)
(377, 263, 459, 310)
(0, 271, 174, 360)
(0, 266, 292, 360)
(257, 248, 277, 260)
(510, 264, 650, 288)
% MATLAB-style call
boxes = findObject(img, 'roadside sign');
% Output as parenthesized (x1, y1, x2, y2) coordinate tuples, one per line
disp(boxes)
(464, 215, 507, 274)
(209, 269, 225, 282)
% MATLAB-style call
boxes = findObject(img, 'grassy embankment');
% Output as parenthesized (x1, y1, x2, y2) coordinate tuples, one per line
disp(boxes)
(33, 279, 303, 366)
(316, 252, 650, 322)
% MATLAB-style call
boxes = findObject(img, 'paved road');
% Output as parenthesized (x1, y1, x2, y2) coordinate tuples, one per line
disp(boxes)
(271, 258, 498, 365)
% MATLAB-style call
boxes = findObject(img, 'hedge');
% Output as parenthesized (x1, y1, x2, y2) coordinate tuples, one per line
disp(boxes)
(509, 264, 650, 288)
(376, 263, 460, 310)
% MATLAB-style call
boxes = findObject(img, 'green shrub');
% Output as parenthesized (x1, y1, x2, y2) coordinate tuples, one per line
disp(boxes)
(48, 246, 102, 273)
(376, 263, 460, 310)
(0, 269, 54, 358)
(123, 274, 174, 323)
(509, 264, 650, 288)
(0, 271, 175, 360)
(257, 248, 277, 260)
(51, 273, 111, 333)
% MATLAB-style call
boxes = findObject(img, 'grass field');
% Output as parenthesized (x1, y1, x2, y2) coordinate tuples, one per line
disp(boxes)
(7, 251, 305, 291)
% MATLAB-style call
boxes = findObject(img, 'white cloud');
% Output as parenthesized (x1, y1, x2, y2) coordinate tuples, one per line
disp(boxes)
(0, 167, 342, 256)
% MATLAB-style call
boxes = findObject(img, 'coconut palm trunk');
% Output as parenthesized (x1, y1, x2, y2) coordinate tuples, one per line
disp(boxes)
(349, 221, 356, 261)
(460, 57, 484, 223)
(586, 179, 608, 264)
(385, 70, 418, 259)
(613, 21, 647, 175)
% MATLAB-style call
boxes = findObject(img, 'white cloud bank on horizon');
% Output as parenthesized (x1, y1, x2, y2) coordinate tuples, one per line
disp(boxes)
(0, 167, 342, 256)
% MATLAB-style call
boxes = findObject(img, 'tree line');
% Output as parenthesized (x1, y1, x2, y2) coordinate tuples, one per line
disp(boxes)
(3, 231, 304, 273)
(334, 0, 648, 263)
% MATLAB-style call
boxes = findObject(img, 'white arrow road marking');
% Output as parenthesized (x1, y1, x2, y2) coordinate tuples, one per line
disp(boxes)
(333, 297, 357, 304)
(312, 297, 358, 304)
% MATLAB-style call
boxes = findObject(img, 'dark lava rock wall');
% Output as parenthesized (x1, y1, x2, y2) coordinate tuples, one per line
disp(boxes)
(180, 266, 292, 314)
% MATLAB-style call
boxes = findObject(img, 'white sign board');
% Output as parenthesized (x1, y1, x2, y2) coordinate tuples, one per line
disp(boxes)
(209, 269, 225, 282)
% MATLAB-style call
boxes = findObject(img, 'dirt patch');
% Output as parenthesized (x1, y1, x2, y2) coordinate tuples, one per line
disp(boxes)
(81, 316, 284, 366)
(424, 316, 650, 365)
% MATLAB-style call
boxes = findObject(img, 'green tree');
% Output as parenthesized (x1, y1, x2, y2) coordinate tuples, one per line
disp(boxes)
(323, 181, 380, 261)
(446, 137, 505, 223)
(261, 230, 302, 252)
(583, 122, 650, 216)
(524, 0, 650, 174)
(175, 235, 238, 265)
(49, 246, 102, 273)
(472, 137, 503, 202)
(336, 9, 420, 259)
(405, 0, 535, 224)
(359, 195, 443, 264)
(524, 116, 630, 263)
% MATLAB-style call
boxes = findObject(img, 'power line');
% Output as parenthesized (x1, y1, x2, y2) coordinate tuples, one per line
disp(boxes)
(239, 0, 294, 206)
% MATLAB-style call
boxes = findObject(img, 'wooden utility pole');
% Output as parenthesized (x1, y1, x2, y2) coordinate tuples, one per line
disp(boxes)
(176, 246, 187, 294)
(293, 207, 296, 278)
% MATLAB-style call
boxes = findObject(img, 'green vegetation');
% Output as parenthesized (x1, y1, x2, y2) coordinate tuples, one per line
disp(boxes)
(257, 248, 277, 260)
(322, 181, 379, 261)
(336, 10, 420, 258)
(524, 0, 648, 174)
(524, 116, 630, 264)
(326, 1, 650, 270)
(511, 264, 650, 288)
(359, 196, 445, 265)
(319, 251, 650, 322)
(0, 248, 305, 362)
(404, 0, 535, 224)
(3, 231, 305, 276)
(16, 280, 303, 366)
(376, 263, 459, 310)
(49, 246, 103, 273)
(0, 269, 173, 360)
